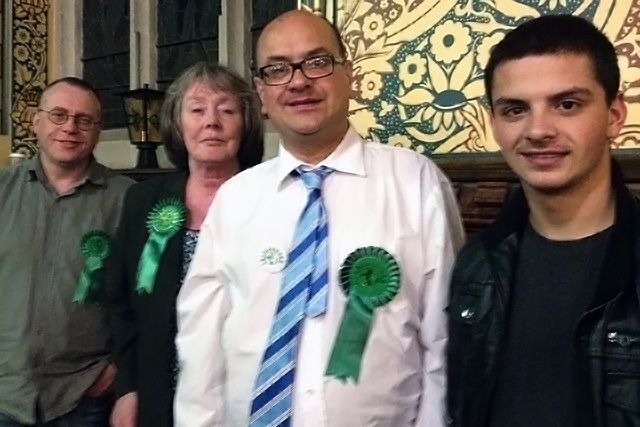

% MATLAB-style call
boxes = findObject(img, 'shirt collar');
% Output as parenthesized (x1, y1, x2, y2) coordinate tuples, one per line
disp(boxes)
(27, 154, 107, 188)
(274, 125, 367, 190)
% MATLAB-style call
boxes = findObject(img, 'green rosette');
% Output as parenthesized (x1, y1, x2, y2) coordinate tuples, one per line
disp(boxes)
(136, 197, 186, 294)
(73, 230, 113, 303)
(325, 246, 400, 382)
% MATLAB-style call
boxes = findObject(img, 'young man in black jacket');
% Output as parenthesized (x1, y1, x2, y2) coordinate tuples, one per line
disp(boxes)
(446, 15, 634, 427)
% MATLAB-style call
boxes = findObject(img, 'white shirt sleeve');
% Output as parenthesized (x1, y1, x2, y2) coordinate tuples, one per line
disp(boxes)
(174, 201, 231, 427)
(416, 168, 461, 427)
(437, 167, 466, 252)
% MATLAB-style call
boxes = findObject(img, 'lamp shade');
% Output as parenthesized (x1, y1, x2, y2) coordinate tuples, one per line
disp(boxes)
(122, 84, 165, 168)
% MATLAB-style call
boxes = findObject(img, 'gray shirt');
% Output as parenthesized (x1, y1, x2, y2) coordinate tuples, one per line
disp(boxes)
(0, 155, 133, 423)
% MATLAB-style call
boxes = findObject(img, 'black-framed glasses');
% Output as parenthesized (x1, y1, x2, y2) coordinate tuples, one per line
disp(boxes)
(38, 108, 101, 131)
(258, 54, 344, 86)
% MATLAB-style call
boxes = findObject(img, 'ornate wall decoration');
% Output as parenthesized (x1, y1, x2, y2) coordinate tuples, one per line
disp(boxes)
(299, 0, 337, 19)
(10, 0, 49, 157)
(303, 0, 640, 155)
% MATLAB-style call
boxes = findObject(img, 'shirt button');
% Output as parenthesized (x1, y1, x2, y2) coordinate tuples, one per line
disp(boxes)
(305, 389, 315, 395)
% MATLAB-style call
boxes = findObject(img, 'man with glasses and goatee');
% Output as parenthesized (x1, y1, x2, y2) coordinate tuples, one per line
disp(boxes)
(0, 77, 133, 427)
(175, 9, 464, 427)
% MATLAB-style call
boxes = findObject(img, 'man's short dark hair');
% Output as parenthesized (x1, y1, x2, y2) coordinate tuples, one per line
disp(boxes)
(327, 16, 348, 60)
(39, 77, 102, 115)
(484, 15, 620, 107)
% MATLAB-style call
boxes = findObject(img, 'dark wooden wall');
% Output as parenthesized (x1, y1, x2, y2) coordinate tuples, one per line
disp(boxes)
(121, 152, 640, 239)
(436, 153, 640, 239)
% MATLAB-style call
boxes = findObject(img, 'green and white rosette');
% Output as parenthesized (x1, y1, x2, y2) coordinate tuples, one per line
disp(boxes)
(325, 246, 400, 382)
(136, 197, 186, 294)
(73, 230, 113, 303)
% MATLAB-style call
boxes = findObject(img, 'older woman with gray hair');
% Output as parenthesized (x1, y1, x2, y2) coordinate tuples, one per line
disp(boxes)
(108, 62, 263, 427)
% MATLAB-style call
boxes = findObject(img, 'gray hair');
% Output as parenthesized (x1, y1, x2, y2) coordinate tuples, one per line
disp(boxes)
(160, 62, 264, 170)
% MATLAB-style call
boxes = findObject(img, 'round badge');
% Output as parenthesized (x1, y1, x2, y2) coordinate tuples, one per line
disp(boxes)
(339, 246, 400, 308)
(146, 197, 186, 236)
(259, 246, 287, 273)
(80, 230, 113, 260)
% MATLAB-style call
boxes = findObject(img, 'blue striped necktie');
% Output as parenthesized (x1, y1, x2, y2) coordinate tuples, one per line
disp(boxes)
(249, 166, 334, 427)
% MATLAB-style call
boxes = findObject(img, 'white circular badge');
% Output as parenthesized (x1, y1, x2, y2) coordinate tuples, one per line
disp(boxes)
(259, 246, 287, 273)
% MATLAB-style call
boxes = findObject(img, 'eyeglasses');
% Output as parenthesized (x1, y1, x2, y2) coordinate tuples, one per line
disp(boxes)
(38, 108, 101, 131)
(258, 54, 344, 86)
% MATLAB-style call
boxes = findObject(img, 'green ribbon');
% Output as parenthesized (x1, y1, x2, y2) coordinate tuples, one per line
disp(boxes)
(136, 197, 186, 294)
(325, 246, 400, 383)
(73, 230, 113, 303)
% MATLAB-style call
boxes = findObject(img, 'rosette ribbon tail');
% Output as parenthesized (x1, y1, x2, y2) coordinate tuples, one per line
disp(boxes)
(73, 257, 103, 303)
(325, 295, 374, 382)
(136, 233, 169, 294)
(326, 246, 401, 383)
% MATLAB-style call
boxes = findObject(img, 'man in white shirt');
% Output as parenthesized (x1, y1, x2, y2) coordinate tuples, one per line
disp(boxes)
(175, 9, 464, 427)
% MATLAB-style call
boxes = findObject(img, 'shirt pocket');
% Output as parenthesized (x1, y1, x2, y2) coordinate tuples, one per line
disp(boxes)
(65, 303, 110, 357)
(603, 329, 640, 417)
(445, 280, 493, 326)
(445, 280, 495, 401)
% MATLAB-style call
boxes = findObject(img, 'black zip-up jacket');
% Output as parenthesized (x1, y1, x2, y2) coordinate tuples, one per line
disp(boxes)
(446, 162, 640, 427)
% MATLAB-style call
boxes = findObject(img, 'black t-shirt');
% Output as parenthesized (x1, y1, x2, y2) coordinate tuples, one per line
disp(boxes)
(487, 222, 612, 427)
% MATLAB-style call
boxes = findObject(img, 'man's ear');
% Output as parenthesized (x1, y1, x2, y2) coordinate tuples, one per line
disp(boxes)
(254, 76, 264, 102)
(343, 59, 354, 88)
(32, 109, 41, 127)
(253, 76, 268, 115)
(606, 91, 628, 140)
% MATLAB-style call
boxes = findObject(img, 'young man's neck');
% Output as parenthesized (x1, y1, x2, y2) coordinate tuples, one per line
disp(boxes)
(525, 175, 615, 241)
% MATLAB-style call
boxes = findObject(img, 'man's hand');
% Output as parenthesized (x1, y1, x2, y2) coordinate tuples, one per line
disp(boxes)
(110, 392, 138, 427)
(86, 363, 117, 397)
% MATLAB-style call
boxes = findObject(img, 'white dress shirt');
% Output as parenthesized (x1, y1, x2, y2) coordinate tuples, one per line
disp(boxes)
(175, 126, 464, 427)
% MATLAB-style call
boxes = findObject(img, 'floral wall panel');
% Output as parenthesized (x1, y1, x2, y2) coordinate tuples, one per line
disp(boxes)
(302, 0, 640, 155)
(10, 0, 49, 157)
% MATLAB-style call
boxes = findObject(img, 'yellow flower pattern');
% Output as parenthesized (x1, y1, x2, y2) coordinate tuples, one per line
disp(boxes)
(349, 109, 384, 137)
(477, 33, 505, 69)
(430, 21, 472, 65)
(300, 0, 639, 154)
(538, 0, 568, 10)
(388, 134, 413, 149)
(362, 13, 385, 40)
(399, 54, 427, 88)
(360, 72, 383, 100)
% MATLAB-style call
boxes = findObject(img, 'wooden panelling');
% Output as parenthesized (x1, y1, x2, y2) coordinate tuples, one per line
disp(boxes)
(436, 153, 640, 237)
(118, 153, 640, 238)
